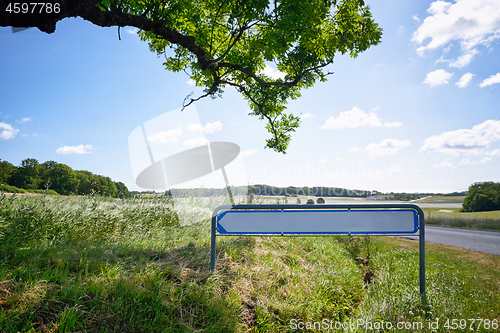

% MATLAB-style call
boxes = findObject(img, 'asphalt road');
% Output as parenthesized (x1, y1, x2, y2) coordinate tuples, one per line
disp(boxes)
(406, 226, 500, 256)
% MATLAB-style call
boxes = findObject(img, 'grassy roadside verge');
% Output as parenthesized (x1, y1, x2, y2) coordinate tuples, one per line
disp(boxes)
(423, 208, 500, 231)
(1, 195, 499, 332)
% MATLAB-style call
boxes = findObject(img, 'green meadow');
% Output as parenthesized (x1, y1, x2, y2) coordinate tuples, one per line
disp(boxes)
(0, 194, 499, 332)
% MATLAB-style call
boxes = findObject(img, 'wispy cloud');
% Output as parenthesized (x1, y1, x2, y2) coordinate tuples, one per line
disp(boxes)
(486, 149, 500, 156)
(423, 69, 453, 87)
(300, 113, 313, 119)
(384, 122, 403, 128)
(365, 139, 411, 158)
(350, 139, 411, 158)
(434, 159, 453, 168)
(420, 119, 500, 155)
(349, 147, 363, 154)
(458, 159, 477, 166)
(261, 64, 286, 80)
(321, 107, 402, 129)
(147, 128, 183, 144)
(334, 152, 344, 161)
(17, 117, 32, 124)
(56, 144, 95, 155)
(456, 72, 474, 88)
(187, 121, 222, 134)
(125, 27, 139, 35)
(436, 50, 478, 68)
(0, 122, 19, 140)
(187, 79, 196, 86)
(479, 73, 500, 88)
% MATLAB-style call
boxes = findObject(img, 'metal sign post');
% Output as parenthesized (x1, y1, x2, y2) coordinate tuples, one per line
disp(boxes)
(210, 203, 426, 299)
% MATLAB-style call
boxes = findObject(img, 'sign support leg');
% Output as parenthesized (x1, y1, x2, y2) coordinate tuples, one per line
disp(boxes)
(210, 215, 216, 272)
(419, 212, 426, 304)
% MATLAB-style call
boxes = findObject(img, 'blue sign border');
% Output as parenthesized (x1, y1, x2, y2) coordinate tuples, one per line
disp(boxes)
(217, 209, 419, 235)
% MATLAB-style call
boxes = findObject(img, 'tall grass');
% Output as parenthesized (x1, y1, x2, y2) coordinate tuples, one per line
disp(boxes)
(0, 193, 499, 332)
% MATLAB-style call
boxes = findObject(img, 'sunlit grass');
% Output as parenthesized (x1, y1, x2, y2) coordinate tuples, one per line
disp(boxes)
(0, 193, 498, 332)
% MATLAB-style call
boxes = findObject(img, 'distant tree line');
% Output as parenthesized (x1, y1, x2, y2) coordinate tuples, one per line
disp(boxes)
(144, 185, 440, 200)
(0, 158, 132, 198)
(163, 185, 378, 198)
(247, 185, 375, 197)
(461, 182, 500, 212)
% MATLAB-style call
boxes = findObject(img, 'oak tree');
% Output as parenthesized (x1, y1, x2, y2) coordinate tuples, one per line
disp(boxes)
(2, 0, 382, 153)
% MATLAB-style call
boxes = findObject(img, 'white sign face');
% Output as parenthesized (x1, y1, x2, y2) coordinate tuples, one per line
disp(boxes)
(217, 209, 418, 234)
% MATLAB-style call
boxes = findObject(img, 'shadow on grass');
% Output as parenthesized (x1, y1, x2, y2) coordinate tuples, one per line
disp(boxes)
(0, 237, 258, 332)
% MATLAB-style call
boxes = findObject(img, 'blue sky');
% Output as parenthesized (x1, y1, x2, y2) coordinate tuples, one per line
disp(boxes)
(1, 0, 499, 193)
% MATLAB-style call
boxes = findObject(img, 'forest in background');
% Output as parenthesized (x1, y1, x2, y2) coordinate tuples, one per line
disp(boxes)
(0, 158, 132, 198)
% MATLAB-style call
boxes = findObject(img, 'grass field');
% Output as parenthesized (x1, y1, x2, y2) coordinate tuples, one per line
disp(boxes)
(423, 207, 500, 231)
(0, 194, 499, 332)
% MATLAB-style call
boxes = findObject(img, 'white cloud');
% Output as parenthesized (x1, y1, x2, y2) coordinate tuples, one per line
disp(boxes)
(241, 149, 257, 157)
(187, 121, 222, 134)
(449, 50, 478, 68)
(56, 144, 94, 155)
(300, 113, 313, 119)
(479, 73, 500, 87)
(125, 27, 139, 35)
(187, 79, 196, 86)
(458, 159, 477, 165)
(384, 122, 403, 128)
(261, 65, 286, 80)
(480, 156, 492, 163)
(456, 72, 474, 88)
(434, 158, 453, 168)
(486, 149, 500, 156)
(0, 122, 19, 140)
(412, 15, 420, 22)
(436, 50, 479, 68)
(319, 159, 327, 163)
(184, 137, 209, 147)
(420, 119, 500, 155)
(365, 138, 411, 158)
(203, 121, 223, 133)
(17, 117, 32, 124)
(423, 69, 453, 87)
(321, 107, 401, 129)
(147, 128, 183, 144)
(412, 0, 500, 67)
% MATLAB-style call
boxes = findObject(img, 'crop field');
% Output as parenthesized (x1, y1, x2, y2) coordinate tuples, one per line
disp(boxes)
(0, 193, 499, 332)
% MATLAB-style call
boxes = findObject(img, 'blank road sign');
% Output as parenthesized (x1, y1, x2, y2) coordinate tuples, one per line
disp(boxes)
(217, 209, 418, 234)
